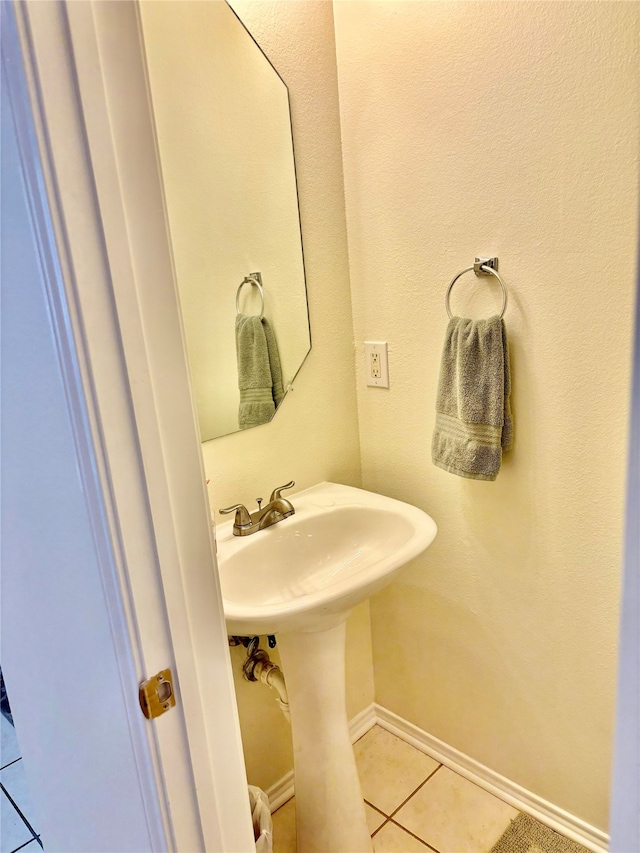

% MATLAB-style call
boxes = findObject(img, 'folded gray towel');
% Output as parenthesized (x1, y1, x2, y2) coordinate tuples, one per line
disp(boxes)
(432, 315, 513, 481)
(236, 314, 285, 429)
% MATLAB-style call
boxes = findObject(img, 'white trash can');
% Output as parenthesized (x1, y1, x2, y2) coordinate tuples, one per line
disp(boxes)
(248, 785, 273, 853)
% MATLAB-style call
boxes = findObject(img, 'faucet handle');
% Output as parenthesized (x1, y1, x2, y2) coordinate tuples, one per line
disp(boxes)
(269, 480, 296, 502)
(219, 503, 252, 528)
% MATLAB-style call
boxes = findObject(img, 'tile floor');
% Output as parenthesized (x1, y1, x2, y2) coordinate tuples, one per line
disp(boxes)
(273, 725, 523, 853)
(1, 715, 43, 853)
(0, 717, 579, 853)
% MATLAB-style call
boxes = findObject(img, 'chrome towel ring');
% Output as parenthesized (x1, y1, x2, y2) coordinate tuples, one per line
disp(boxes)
(236, 272, 264, 319)
(445, 257, 508, 320)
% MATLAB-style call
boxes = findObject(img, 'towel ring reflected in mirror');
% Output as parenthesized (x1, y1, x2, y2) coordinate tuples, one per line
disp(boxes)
(236, 273, 265, 320)
(445, 257, 508, 320)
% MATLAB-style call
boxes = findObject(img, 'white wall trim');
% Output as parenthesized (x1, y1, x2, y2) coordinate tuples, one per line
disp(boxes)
(62, 2, 255, 848)
(351, 703, 379, 743)
(267, 702, 608, 853)
(610, 240, 640, 852)
(265, 770, 295, 815)
(375, 705, 609, 853)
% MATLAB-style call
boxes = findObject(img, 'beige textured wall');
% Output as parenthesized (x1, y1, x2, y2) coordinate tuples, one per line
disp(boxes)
(198, 1, 373, 792)
(333, 0, 639, 830)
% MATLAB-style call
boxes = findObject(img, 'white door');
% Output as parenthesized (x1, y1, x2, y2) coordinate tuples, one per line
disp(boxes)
(1, 3, 254, 851)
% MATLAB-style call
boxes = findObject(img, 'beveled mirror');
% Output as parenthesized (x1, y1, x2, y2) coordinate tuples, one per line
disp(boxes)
(140, 0, 311, 440)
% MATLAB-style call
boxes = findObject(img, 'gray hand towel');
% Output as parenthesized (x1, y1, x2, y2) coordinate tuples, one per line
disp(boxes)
(432, 315, 513, 481)
(262, 317, 285, 407)
(235, 314, 285, 429)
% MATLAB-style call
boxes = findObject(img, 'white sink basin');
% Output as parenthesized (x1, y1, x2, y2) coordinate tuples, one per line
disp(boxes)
(216, 482, 437, 634)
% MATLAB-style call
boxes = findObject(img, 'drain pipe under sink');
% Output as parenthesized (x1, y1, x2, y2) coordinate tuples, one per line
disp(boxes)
(253, 658, 290, 722)
(232, 637, 290, 722)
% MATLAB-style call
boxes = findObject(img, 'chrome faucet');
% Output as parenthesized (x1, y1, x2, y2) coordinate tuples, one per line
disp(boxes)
(219, 481, 296, 536)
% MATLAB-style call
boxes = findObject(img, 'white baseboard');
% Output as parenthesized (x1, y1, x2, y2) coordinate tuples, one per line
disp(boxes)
(265, 769, 294, 814)
(265, 703, 377, 811)
(349, 702, 378, 742)
(266, 702, 609, 853)
(375, 704, 609, 853)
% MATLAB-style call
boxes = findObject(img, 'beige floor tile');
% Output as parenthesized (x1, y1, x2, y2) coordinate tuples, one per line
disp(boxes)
(355, 726, 440, 815)
(394, 767, 518, 853)
(272, 798, 296, 853)
(373, 821, 433, 852)
(366, 802, 387, 835)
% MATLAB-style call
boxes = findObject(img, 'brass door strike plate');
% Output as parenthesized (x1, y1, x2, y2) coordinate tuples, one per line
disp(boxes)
(139, 668, 176, 720)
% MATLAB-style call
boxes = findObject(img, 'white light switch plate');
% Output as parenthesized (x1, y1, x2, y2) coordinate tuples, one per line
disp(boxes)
(364, 341, 389, 387)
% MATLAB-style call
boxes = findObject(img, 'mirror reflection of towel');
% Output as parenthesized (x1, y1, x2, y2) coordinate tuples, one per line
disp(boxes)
(236, 314, 284, 429)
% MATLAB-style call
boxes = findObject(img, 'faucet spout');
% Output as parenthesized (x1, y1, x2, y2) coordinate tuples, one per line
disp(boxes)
(257, 498, 295, 529)
(220, 481, 296, 535)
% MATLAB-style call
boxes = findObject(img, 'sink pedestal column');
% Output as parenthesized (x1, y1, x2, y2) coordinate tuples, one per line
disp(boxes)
(277, 620, 372, 853)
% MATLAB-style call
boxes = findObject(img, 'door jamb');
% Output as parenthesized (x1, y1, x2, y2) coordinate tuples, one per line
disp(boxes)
(7, 2, 254, 850)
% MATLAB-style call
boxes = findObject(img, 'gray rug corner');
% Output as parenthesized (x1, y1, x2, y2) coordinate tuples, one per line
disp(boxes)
(491, 813, 592, 853)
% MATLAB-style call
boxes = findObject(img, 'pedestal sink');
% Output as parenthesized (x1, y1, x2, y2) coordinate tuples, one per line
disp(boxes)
(216, 482, 437, 853)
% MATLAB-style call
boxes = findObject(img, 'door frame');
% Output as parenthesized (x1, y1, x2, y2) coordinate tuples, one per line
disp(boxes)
(9, 0, 640, 850)
(5, 2, 254, 850)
